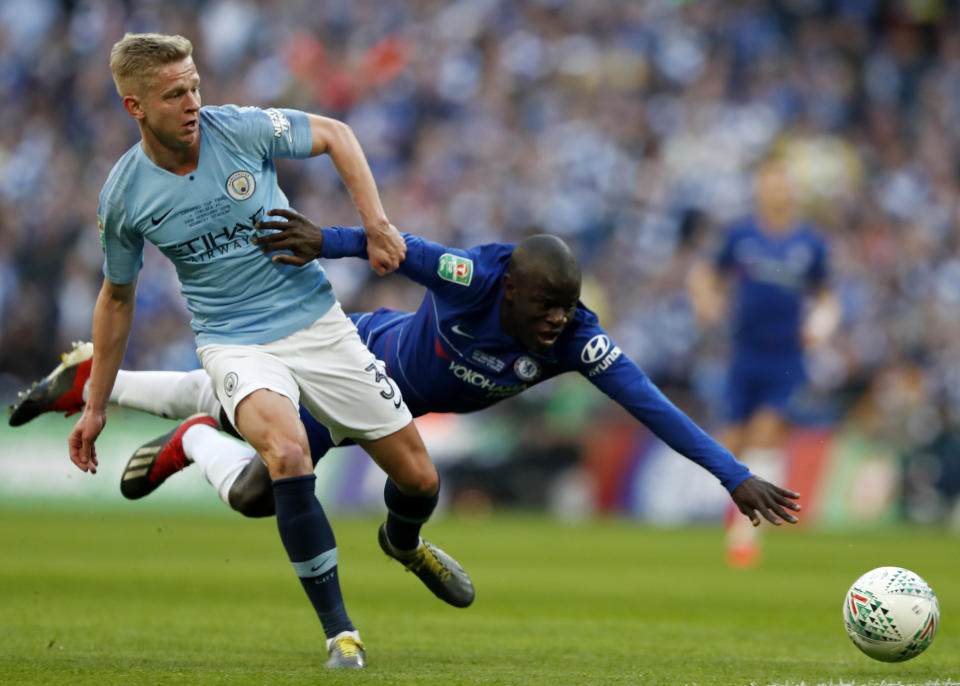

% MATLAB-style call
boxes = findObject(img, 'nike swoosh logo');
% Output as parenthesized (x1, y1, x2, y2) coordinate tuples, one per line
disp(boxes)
(311, 564, 323, 572)
(151, 209, 173, 226)
(451, 324, 475, 339)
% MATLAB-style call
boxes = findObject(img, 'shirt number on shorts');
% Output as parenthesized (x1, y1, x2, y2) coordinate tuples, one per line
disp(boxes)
(366, 362, 402, 409)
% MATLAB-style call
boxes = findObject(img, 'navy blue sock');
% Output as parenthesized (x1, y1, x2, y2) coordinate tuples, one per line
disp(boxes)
(273, 474, 354, 639)
(383, 478, 439, 551)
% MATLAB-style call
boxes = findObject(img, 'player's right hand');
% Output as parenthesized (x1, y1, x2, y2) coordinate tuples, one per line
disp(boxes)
(365, 222, 406, 275)
(730, 476, 801, 526)
(68, 408, 106, 473)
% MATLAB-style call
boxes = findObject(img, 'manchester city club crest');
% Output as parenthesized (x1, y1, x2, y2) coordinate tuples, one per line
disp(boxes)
(514, 355, 540, 381)
(224, 371, 239, 397)
(226, 170, 255, 200)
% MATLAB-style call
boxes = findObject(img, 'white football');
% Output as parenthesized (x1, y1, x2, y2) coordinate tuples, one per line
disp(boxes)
(842, 566, 939, 662)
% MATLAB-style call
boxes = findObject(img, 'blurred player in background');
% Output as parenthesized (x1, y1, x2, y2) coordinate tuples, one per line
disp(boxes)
(14, 212, 803, 537)
(66, 32, 473, 669)
(687, 157, 839, 568)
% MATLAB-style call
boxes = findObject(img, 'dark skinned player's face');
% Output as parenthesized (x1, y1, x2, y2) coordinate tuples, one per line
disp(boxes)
(502, 271, 580, 353)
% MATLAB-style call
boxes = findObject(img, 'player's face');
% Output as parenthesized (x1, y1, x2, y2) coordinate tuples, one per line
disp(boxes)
(754, 161, 794, 227)
(136, 57, 202, 152)
(503, 272, 580, 353)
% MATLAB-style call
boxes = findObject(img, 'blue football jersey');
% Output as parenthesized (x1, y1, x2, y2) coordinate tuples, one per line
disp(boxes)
(97, 105, 336, 346)
(715, 216, 828, 358)
(321, 227, 753, 493)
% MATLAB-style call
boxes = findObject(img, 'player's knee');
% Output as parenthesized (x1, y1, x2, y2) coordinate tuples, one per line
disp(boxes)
(259, 437, 311, 478)
(395, 461, 439, 498)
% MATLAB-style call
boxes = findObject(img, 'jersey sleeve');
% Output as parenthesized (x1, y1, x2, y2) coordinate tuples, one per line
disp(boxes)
(98, 193, 143, 285)
(320, 226, 508, 302)
(563, 310, 753, 492)
(207, 105, 313, 161)
(319, 226, 368, 259)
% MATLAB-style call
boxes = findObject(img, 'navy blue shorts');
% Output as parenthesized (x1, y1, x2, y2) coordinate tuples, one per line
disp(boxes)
(724, 354, 806, 423)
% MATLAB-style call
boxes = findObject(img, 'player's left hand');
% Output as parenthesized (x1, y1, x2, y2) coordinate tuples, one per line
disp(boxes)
(253, 209, 324, 266)
(731, 476, 801, 527)
(68, 407, 106, 474)
(365, 221, 406, 275)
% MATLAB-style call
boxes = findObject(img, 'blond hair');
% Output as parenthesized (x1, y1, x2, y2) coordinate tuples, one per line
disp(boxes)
(109, 33, 193, 97)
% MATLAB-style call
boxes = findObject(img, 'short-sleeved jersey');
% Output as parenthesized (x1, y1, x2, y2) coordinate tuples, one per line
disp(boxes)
(97, 105, 335, 346)
(715, 216, 828, 359)
(321, 228, 753, 493)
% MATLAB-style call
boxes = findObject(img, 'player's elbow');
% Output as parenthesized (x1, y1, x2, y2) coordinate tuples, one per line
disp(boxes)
(308, 115, 355, 156)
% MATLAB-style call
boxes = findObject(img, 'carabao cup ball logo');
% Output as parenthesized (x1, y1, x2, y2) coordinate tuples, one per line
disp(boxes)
(226, 170, 255, 201)
(581, 335, 611, 364)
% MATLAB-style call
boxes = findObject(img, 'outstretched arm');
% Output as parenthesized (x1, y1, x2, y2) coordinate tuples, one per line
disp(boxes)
(305, 114, 404, 275)
(254, 209, 491, 297)
(584, 345, 800, 526)
(68, 279, 136, 473)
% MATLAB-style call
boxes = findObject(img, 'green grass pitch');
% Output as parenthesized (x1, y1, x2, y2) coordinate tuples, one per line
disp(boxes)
(1, 505, 957, 685)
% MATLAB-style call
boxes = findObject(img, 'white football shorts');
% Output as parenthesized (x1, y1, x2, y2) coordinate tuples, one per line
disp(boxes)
(196, 302, 412, 445)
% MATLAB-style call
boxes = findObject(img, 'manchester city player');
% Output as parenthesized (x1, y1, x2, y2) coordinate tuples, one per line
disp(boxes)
(67, 32, 472, 669)
(688, 158, 838, 567)
(15, 213, 803, 534)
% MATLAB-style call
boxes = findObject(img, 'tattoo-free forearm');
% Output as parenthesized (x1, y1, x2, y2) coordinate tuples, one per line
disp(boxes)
(87, 280, 136, 412)
(309, 117, 389, 231)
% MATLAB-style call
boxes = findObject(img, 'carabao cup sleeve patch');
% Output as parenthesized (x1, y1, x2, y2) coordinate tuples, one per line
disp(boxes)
(437, 253, 474, 286)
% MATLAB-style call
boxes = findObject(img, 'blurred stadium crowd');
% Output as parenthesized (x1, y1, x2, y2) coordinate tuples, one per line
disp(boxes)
(2, 0, 959, 519)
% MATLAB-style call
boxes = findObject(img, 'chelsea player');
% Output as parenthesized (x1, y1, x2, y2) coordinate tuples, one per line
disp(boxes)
(67, 32, 472, 669)
(688, 158, 838, 567)
(16, 214, 803, 534)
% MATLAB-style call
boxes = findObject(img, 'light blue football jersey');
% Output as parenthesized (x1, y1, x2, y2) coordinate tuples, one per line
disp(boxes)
(97, 104, 336, 346)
